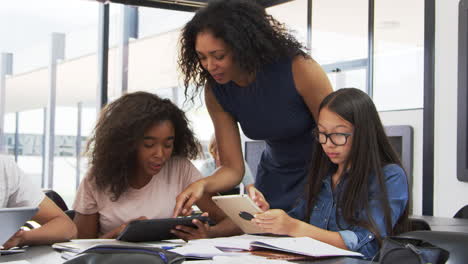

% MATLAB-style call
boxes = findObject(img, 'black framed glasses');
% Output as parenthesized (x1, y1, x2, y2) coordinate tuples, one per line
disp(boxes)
(313, 130, 353, 146)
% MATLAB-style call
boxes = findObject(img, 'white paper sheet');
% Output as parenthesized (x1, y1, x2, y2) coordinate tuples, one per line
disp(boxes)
(251, 237, 363, 257)
(188, 234, 276, 251)
(169, 244, 250, 258)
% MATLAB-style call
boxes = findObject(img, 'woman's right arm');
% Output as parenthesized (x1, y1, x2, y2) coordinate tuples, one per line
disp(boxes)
(173, 85, 245, 217)
(204, 85, 245, 192)
(74, 212, 99, 239)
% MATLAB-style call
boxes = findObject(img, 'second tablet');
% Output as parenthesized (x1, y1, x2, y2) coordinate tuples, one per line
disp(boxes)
(116, 215, 211, 242)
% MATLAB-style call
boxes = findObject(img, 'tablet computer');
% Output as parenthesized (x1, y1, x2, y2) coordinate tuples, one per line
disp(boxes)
(116, 215, 210, 242)
(212, 194, 264, 234)
(0, 207, 38, 247)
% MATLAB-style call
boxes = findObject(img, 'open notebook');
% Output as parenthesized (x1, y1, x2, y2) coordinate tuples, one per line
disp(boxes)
(177, 235, 363, 259)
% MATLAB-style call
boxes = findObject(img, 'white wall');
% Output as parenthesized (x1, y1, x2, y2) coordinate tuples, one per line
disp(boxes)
(380, 0, 468, 218)
(433, 0, 468, 217)
(379, 110, 423, 215)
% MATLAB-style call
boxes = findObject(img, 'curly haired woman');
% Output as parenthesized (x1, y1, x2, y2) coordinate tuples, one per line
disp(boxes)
(72, 92, 234, 239)
(175, 0, 333, 216)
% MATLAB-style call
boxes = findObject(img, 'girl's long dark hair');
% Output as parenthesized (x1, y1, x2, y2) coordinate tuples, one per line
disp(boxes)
(178, 0, 307, 103)
(85, 91, 200, 201)
(306, 88, 409, 244)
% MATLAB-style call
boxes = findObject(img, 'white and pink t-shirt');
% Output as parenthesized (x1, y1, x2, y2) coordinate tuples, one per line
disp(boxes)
(73, 156, 202, 236)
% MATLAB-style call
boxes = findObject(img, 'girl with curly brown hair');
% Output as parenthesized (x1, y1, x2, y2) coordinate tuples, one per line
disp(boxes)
(72, 92, 235, 239)
(175, 0, 333, 217)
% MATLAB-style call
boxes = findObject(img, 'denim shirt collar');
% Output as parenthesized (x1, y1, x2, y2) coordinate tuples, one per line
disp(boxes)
(322, 171, 349, 196)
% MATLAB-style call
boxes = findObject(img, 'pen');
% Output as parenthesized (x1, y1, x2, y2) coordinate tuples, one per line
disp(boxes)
(161, 245, 182, 250)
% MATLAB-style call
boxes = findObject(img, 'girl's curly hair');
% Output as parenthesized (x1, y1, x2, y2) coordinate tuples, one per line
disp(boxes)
(86, 91, 200, 201)
(178, 0, 307, 103)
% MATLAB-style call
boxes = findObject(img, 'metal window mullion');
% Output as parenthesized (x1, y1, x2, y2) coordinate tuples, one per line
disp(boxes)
(14, 112, 18, 162)
(42, 107, 46, 188)
(0, 53, 12, 154)
(117, 6, 138, 96)
(44, 33, 65, 189)
(367, 0, 375, 98)
(76, 102, 82, 190)
(458, 0, 468, 182)
(98, 3, 110, 109)
(423, 0, 435, 216)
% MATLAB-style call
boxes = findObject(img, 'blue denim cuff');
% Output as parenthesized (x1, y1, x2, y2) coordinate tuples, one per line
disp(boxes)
(338, 230, 359, 251)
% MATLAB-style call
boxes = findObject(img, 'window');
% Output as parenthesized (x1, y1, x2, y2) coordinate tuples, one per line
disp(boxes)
(373, 0, 424, 110)
(17, 109, 44, 188)
(0, 0, 100, 206)
(53, 107, 78, 206)
(310, 0, 368, 92)
(3, 113, 17, 157)
(267, 0, 308, 47)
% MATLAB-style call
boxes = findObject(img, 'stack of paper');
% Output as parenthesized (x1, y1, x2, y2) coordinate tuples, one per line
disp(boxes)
(169, 245, 250, 259)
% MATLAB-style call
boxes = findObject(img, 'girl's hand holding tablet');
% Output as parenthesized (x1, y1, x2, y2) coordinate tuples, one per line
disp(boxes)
(253, 209, 299, 236)
(246, 184, 269, 211)
(170, 212, 211, 241)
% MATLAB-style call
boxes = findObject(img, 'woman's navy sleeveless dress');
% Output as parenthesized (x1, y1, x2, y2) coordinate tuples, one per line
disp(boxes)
(212, 58, 316, 211)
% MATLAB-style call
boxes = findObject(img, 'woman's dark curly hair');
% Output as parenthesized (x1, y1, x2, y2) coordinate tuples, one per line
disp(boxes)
(178, 0, 308, 103)
(86, 91, 200, 201)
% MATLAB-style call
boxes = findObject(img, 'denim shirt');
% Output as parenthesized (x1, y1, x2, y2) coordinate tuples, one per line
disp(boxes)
(288, 164, 408, 259)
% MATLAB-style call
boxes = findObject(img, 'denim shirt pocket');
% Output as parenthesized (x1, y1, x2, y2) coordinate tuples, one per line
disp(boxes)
(309, 201, 326, 228)
(313, 202, 324, 211)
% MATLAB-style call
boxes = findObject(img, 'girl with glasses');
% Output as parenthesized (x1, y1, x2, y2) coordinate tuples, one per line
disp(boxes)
(253, 88, 410, 259)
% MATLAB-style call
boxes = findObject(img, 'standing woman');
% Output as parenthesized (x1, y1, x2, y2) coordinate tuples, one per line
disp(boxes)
(174, 0, 333, 216)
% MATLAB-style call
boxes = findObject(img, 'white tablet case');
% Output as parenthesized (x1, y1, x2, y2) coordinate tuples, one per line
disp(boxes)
(212, 194, 264, 234)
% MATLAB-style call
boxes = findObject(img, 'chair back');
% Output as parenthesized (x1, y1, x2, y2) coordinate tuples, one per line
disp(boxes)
(409, 218, 431, 231)
(43, 189, 69, 211)
(454, 205, 468, 219)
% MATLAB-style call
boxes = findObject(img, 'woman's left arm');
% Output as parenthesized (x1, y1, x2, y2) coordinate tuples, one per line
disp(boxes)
(196, 192, 243, 237)
(196, 192, 227, 224)
(292, 56, 333, 120)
